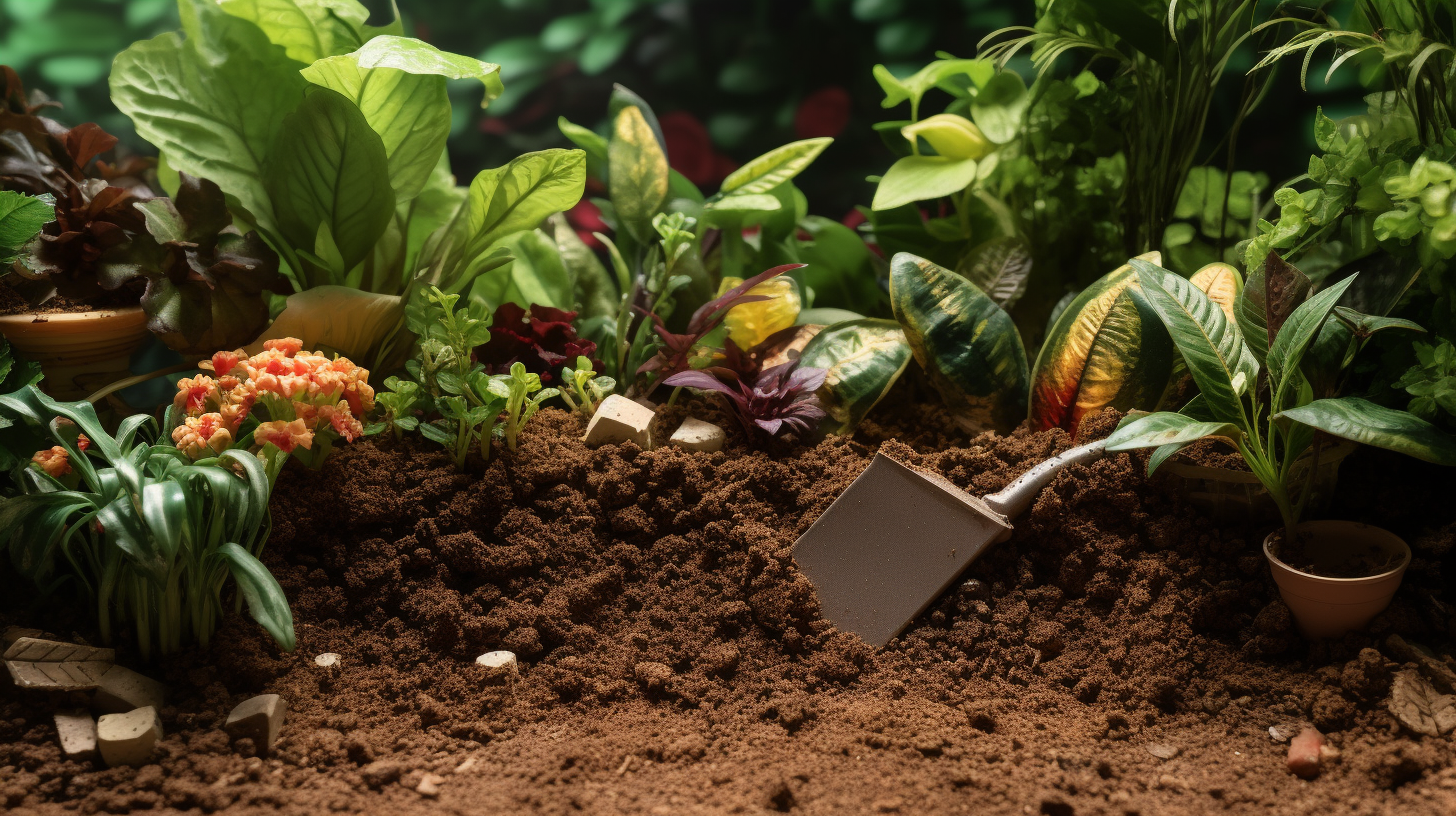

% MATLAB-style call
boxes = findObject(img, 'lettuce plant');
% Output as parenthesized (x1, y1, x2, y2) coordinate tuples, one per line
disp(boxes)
(1107, 257, 1456, 540)
(0, 386, 293, 658)
(558, 356, 615, 418)
(108, 1, 585, 370)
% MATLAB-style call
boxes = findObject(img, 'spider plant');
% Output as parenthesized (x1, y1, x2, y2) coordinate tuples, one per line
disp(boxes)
(0, 386, 293, 658)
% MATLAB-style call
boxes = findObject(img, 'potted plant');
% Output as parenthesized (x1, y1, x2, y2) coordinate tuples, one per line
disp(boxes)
(1106, 257, 1456, 637)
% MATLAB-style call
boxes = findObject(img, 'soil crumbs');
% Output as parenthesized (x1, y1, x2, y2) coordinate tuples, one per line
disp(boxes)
(3, 398, 1455, 816)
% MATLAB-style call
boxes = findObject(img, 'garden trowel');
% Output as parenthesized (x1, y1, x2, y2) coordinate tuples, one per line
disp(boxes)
(791, 439, 1107, 648)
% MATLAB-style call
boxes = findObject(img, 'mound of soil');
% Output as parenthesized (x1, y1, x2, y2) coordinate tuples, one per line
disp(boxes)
(2, 395, 1454, 815)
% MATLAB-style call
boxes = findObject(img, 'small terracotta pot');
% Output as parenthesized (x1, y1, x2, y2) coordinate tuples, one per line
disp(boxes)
(1264, 521, 1410, 639)
(0, 307, 151, 401)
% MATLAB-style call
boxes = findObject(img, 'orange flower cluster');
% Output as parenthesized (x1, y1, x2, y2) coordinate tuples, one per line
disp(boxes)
(31, 433, 90, 478)
(171, 338, 374, 459)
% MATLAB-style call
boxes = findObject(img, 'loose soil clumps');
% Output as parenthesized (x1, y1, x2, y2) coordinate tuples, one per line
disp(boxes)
(1, 397, 1453, 814)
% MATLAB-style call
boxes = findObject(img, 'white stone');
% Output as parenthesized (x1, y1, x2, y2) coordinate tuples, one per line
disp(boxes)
(97, 706, 161, 767)
(54, 710, 97, 761)
(476, 651, 518, 678)
(583, 395, 654, 449)
(92, 665, 165, 715)
(314, 653, 341, 668)
(669, 418, 725, 453)
(225, 694, 286, 754)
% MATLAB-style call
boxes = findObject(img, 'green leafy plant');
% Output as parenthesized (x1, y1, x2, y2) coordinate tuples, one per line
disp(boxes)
(108, 0, 585, 370)
(558, 356, 615, 417)
(491, 361, 560, 452)
(366, 376, 426, 440)
(1394, 340, 1456, 429)
(0, 386, 293, 658)
(406, 286, 505, 470)
(1107, 256, 1456, 539)
(0, 190, 52, 264)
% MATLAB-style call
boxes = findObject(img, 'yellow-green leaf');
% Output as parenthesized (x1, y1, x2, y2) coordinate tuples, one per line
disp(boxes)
(608, 105, 668, 242)
(901, 114, 993, 161)
(799, 319, 912, 435)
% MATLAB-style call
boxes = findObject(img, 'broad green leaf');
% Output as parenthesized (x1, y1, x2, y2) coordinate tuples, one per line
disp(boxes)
(266, 86, 395, 275)
(471, 229, 574, 312)
(608, 106, 668, 242)
(464, 149, 587, 258)
(218, 0, 368, 64)
(968, 70, 1028, 144)
(1276, 397, 1456, 465)
(0, 192, 52, 263)
(1131, 259, 1258, 428)
(403, 153, 466, 274)
(1236, 263, 1270, 363)
(901, 114, 993, 161)
(302, 36, 502, 200)
(957, 235, 1032, 308)
(872, 58, 994, 110)
(548, 213, 617, 319)
(720, 137, 832, 197)
(1030, 252, 1171, 434)
(890, 252, 1028, 433)
(110, 0, 308, 235)
(872, 155, 978, 211)
(1332, 306, 1424, 338)
(799, 318, 912, 435)
(1267, 275, 1357, 405)
(796, 215, 884, 315)
(217, 542, 297, 651)
(250, 285, 403, 363)
(1106, 411, 1243, 465)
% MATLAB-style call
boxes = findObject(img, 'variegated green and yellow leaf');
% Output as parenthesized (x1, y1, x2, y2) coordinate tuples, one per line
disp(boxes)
(799, 319, 912, 435)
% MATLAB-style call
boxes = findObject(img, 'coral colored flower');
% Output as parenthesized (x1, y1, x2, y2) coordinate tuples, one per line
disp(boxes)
(343, 379, 374, 417)
(204, 349, 245, 377)
(219, 399, 253, 433)
(32, 447, 71, 478)
(291, 401, 319, 424)
(174, 376, 218, 416)
(318, 402, 364, 442)
(76, 434, 90, 452)
(172, 413, 234, 459)
(254, 419, 313, 453)
(263, 337, 303, 356)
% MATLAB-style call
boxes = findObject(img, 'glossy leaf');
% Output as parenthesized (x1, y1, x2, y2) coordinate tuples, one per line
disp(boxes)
(218, 0, 369, 64)
(957, 235, 1033, 309)
(901, 114, 993, 161)
(1277, 397, 1456, 465)
(798, 319, 912, 434)
(1132, 259, 1259, 427)
(968, 70, 1028, 144)
(890, 252, 1028, 433)
(872, 154, 978, 211)
(217, 542, 297, 651)
(1267, 274, 1356, 404)
(1029, 252, 1173, 434)
(720, 137, 832, 197)
(464, 148, 587, 257)
(250, 285, 403, 363)
(302, 36, 502, 200)
(266, 86, 395, 274)
(1107, 411, 1243, 472)
(608, 105, 668, 242)
(720, 275, 802, 350)
(0, 191, 52, 263)
(1188, 262, 1241, 321)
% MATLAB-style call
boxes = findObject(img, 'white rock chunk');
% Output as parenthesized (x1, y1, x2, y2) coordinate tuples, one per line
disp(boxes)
(583, 395, 654, 449)
(97, 706, 161, 767)
(54, 710, 98, 761)
(669, 417, 725, 453)
(476, 651, 518, 680)
(225, 694, 286, 754)
(314, 653, 341, 668)
(92, 665, 165, 715)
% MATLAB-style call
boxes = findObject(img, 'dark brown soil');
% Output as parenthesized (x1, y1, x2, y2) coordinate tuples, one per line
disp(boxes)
(0, 281, 141, 316)
(3, 395, 1455, 815)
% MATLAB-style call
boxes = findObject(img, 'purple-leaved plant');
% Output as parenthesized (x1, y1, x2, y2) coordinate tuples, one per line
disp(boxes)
(664, 362, 827, 439)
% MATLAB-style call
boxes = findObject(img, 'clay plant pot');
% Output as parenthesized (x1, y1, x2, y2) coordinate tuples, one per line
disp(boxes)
(0, 307, 151, 401)
(1163, 441, 1356, 523)
(1263, 520, 1411, 639)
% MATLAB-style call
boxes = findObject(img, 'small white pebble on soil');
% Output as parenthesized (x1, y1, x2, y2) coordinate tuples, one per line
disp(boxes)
(314, 653, 341, 668)
(669, 418, 725, 453)
(92, 665, 165, 715)
(225, 694, 286, 755)
(475, 651, 517, 678)
(1287, 726, 1325, 779)
(1145, 742, 1179, 760)
(97, 706, 162, 767)
(453, 757, 477, 775)
(583, 395, 654, 449)
(416, 772, 446, 798)
(54, 710, 97, 761)
(1269, 723, 1303, 743)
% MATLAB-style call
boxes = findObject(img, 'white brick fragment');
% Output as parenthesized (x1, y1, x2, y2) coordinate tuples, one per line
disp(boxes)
(97, 706, 161, 767)
(583, 395, 654, 449)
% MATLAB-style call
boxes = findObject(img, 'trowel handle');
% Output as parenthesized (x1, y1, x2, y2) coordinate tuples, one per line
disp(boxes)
(983, 438, 1107, 520)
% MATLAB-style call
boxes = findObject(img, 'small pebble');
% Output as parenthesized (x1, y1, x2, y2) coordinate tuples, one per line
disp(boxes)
(416, 772, 446, 798)
(669, 418, 725, 453)
(1268, 723, 1302, 743)
(314, 653, 341, 668)
(225, 694, 286, 755)
(583, 395, 654, 449)
(1145, 742, 1180, 760)
(97, 706, 162, 767)
(1287, 726, 1325, 779)
(54, 710, 98, 761)
(475, 651, 517, 680)
(454, 756, 477, 775)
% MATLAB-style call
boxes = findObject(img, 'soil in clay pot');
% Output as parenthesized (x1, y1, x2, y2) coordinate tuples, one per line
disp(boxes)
(0, 280, 142, 316)
(1, 395, 1454, 815)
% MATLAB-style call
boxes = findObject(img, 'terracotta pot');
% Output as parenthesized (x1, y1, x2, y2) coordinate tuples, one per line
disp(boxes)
(0, 307, 151, 401)
(1263, 521, 1410, 639)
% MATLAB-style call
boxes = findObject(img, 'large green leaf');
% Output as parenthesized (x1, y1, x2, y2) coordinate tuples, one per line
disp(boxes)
(957, 236, 1032, 309)
(872, 154, 978, 211)
(968, 70, 1028, 144)
(608, 106, 668, 243)
(548, 213, 617, 319)
(470, 229, 574, 313)
(0, 192, 52, 262)
(1277, 397, 1456, 465)
(110, 0, 308, 235)
(799, 319, 912, 435)
(265, 85, 395, 276)
(1131, 259, 1258, 428)
(302, 36, 502, 200)
(218, 0, 369, 64)
(1266, 274, 1356, 407)
(217, 542, 297, 651)
(1106, 411, 1243, 474)
(719, 137, 833, 198)
(889, 253, 1028, 433)
(796, 215, 884, 315)
(464, 149, 587, 260)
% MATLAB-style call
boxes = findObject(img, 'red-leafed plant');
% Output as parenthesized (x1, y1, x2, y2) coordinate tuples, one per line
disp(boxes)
(664, 361, 827, 440)
(475, 302, 601, 385)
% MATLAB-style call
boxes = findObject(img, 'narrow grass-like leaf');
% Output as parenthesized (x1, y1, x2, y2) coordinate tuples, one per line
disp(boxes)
(217, 543, 297, 651)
